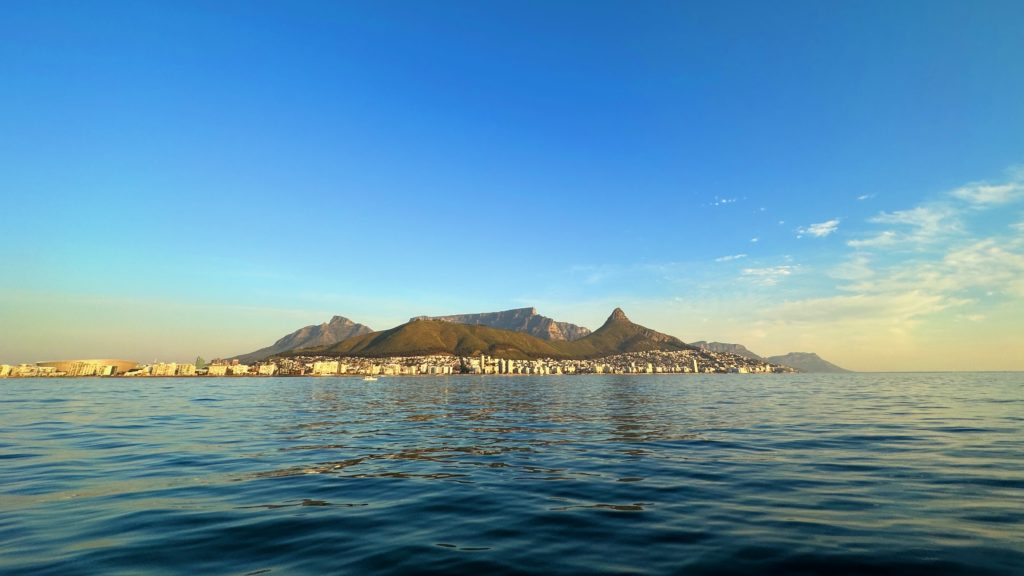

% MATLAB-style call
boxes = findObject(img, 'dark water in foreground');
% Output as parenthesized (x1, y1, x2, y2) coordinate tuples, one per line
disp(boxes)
(1, 374, 1022, 575)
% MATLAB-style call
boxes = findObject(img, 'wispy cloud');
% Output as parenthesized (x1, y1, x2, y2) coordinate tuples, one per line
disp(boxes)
(742, 265, 794, 286)
(857, 194, 875, 201)
(715, 254, 747, 262)
(848, 205, 960, 248)
(797, 218, 840, 238)
(949, 181, 1023, 206)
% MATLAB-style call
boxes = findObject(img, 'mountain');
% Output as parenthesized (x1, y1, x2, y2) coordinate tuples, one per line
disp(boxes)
(691, 341, 764, 360)
(301, 319, 569, 360)
(560, 308, 696, 358)
(411, 307, 591, 341)
(291, 308, 696, 360)
(764, 352, 851, 373)
(234, 315, 374, 363)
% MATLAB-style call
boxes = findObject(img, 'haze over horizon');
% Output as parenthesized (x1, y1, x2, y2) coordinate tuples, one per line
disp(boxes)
(2, 1, 1023, 371)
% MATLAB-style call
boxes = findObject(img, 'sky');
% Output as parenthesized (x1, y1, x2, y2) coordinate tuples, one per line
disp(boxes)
(1, 0, 1023, 371)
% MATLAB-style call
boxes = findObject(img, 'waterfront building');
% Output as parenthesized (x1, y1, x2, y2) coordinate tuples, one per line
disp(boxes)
(312, 361, 339, 375)
(35, 359, 138, 377)
(207, 364, 229, 376)
(228, 364, 250, 376)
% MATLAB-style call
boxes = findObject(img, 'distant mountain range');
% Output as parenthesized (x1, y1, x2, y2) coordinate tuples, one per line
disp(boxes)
(691, 341, 764, 360)
(692, 341, 850, 372)
(290, 308, 695, 360)
(233, 316, 373, 364)
(233, 307, 850, 372)
(762, 352, 850, 373)
(412, 307, 591, 341)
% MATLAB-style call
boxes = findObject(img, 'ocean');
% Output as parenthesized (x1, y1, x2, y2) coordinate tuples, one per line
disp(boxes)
(1, 374, 1021, 575)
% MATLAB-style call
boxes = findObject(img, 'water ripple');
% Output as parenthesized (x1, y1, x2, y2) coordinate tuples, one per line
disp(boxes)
(0, 374, 1022, 575)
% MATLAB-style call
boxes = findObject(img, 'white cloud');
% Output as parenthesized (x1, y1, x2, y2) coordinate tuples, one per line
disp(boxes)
(857, 194, 875, 201)
(847, 230, 897, 248)
(830, 254, 875, 282)
(950, 181, 1022, 206)
(750, 237, 759, 243)
(847, 204, 960, 249)
(742, 265, 794, 286)
(766, 290, 965, 329)
(797, 218, 840, 238)
(715, 254, 747, 262)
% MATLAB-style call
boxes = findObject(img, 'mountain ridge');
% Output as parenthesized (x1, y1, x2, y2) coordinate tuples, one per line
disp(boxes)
(291, 308, 696, 360)
(411, 307, 591, 341)
(233, 315, 374, 364)
(692, 341, 764, 360)
(764, 352, 851, 373)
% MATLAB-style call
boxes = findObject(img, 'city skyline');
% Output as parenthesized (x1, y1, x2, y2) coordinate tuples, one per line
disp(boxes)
(2, 1, 1023, 371)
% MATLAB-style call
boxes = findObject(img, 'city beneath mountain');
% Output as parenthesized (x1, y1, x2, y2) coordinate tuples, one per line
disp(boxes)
(289, 308, 696, 361)
(233, 307, 849, 372)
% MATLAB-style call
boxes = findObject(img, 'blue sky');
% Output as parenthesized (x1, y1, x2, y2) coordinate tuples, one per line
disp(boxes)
(2, 1, 1022, 370)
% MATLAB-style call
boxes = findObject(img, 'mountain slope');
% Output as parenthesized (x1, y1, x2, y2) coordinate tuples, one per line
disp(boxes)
(764, 352, 851, 373)
(562, 308, 696, 358)
(294, 308, 695, 360)
(301, 319, 570, 360)
(412, 307, 591, 341)
(234, 316, 374, 363)
(691, 341, 764, 360)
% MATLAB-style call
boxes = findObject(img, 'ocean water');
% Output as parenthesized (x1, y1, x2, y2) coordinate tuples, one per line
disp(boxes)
(1, 374, 1022, 575)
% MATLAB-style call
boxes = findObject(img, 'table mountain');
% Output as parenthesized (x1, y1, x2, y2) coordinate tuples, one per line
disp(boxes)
(412, 307, 591, 341)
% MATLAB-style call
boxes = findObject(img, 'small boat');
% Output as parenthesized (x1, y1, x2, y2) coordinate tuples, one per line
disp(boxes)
(362, 376, 378, 381)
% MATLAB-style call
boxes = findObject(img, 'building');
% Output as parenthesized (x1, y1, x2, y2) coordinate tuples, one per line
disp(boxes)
(151, 363, 178, 377)
(207, 364, 229, 376)
(35, 359, 138, 377)
(228, 364, 250, 376)
(312, 361, 339, 375)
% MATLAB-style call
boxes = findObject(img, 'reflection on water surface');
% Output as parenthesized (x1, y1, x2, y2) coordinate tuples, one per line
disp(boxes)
(1, 374, 1022, 575)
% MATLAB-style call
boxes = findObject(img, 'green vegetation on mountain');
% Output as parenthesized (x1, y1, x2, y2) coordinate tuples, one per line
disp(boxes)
(289, 308, 697, 360)
(298, 319, 568, 360)
(559, 308, 695, 358)
(413, 307, 591, 341)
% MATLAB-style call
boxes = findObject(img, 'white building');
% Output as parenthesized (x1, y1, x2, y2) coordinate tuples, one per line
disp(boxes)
(207, 364, 229, 376)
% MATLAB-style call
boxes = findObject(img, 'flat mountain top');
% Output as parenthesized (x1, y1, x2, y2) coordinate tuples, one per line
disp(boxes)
(412, 307, 591, 341)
